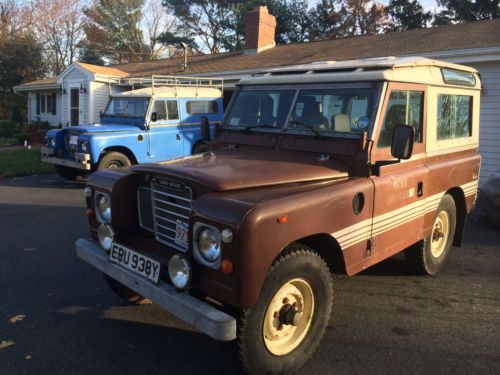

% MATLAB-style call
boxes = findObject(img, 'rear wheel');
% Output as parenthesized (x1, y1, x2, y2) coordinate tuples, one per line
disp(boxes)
(238, 244, 333, 375)
(193, 143, 210, 154)
(54, 165, 80, 181)
(103, 274, 150, 305)
(405, 194, 456, 275)
(98, 152, 131, 170)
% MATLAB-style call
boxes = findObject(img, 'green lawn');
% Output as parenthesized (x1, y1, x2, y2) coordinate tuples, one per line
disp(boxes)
(0, 148, 54, 178)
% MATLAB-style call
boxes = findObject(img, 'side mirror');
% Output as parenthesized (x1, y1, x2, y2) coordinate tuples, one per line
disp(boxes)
(151, 112, 158, 122)
(99, 110, 103, 119)
(200, 116, 210, 141)
(391, 125, 414, 160)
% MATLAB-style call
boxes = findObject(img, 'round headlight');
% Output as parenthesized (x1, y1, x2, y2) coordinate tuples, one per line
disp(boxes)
(50, 138, 56, 147)
(97, 224, 114, 251)
(97, 194, 112, 222)
(168, 255, 191, 290)
(198, 228, 221, 262)
(80, 141, 88, 152)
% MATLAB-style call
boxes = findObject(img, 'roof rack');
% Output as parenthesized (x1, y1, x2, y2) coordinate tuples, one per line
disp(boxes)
(106, 75, 223, 95)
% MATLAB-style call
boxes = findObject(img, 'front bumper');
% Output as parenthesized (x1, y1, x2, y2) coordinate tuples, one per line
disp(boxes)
(41, 147, 91, 170)
(75, 238, 237, 341)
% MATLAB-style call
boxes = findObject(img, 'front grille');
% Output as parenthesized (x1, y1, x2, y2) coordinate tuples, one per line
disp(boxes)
(138, 177, 193, 252)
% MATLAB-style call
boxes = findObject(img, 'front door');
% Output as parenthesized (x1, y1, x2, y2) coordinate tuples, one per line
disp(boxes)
(369, 82, 429, 264)
(70, 88, 79, 126)
(147, 99, 184, 161)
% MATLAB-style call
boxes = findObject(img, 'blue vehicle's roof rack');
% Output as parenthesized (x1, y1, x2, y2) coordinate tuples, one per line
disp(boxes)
(107, 75, 224, 95)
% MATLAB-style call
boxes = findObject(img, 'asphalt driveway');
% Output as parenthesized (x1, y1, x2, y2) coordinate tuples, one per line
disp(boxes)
(0, 174, 499, 375)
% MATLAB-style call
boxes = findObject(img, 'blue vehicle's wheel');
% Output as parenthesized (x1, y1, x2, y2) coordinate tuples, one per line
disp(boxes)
(98, 152, 131, 170)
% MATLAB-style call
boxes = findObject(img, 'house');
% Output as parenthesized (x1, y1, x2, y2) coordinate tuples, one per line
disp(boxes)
(14, 6, 500, 185)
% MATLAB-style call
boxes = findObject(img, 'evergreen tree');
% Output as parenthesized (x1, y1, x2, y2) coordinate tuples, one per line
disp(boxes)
(81, 0, 148, 64)
(385, 0, 431, 31)
(435, 0, 500, 24)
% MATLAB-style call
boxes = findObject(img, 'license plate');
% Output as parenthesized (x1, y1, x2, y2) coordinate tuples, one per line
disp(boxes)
(69, 135, 78, 145)
(175, 220, 189, 249)
(109, 243, 160, 284)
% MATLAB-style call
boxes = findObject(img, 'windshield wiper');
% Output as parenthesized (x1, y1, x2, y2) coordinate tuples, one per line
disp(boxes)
(287, 120, 322, 137)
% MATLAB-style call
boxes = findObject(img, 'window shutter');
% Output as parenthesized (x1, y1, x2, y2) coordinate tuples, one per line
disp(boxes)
(36, 94, 40, 115)
(52, 93, 57, 115)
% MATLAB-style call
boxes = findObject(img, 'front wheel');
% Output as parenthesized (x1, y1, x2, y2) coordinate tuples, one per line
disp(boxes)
(98, 152, 131, 170)
(54, 165, 80, 181)
(238, 244, 333, 375)
(405, 194, 456, 275)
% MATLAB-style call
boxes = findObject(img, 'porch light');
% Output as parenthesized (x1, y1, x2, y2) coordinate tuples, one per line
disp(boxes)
(79, 83, 87, 94)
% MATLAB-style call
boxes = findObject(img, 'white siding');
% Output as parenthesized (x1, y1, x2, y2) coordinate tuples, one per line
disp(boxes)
(472, 62, 500, 185)
(61, 68, 91, 126)
(90, 81, 110, 123)
(28, 91, 63, 127)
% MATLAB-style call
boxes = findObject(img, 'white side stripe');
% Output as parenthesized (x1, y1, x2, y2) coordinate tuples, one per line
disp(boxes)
(332, 181, 478, 250)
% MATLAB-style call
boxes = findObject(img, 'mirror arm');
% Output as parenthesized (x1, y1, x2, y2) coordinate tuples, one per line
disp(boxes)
(370, 159, 401, 176)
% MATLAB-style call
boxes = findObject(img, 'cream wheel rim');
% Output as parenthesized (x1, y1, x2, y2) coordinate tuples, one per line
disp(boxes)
(262, 278, 315, 356)
(430, 210, 450, 258)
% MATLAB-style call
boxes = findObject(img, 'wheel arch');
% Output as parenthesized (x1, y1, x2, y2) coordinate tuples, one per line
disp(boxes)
(100, 146, 138, 165)
(446, 187, 467, 247)
(271, 233, 346, 275)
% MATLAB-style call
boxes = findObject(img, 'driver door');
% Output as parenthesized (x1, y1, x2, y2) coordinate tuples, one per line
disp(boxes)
(147, 99, 184, 161)
(369, 83, 429, 264)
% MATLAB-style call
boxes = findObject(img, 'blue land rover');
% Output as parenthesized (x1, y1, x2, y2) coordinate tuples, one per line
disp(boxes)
(42, 78, 224, 180)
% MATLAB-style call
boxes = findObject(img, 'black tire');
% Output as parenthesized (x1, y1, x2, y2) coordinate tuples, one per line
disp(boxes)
(193, 143, 210, 154)
(238, 243, 333, 375)
(54, 165, 80, 181)
(98, 152, 131, 170)
(405, 194, 456, 275)
(103, 274, 150, 305)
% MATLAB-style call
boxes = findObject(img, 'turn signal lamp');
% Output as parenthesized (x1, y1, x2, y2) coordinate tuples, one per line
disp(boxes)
(277, 215, 289, 224)
(221, 259, 234, 274)
(86, 208, 94, 218)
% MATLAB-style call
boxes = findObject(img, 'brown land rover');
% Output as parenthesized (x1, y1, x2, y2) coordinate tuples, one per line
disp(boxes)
(76, 57, 481, 374)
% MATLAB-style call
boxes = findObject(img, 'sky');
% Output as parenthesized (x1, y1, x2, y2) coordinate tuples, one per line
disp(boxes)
(308, 0, 441, 11)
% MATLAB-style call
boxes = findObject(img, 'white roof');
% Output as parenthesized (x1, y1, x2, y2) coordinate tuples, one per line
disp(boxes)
(239, 57, 481, 89)
(114, 86, 223, 98)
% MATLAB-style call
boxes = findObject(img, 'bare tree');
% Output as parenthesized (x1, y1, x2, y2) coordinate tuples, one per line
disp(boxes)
(141, 0, 177, 59)
(33, 0, 86, 75)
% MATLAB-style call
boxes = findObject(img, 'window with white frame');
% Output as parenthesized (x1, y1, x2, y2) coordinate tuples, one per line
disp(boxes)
(36, 93, 57, 115)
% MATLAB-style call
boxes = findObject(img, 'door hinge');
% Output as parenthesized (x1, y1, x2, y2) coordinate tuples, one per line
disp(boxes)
(366, 238, 374, 256)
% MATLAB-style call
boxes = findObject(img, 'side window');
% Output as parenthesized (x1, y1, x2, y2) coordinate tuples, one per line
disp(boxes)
(167, 100, 179, 120)
(437, 95, 472, 140)
(378, 90, 423, 148)
(152, 100, 167, 121)
(186, 100, 218, 115)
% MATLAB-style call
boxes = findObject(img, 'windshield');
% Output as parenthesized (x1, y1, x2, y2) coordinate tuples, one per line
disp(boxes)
(104, 97, 150, 118)
(223, 86, 379, 135)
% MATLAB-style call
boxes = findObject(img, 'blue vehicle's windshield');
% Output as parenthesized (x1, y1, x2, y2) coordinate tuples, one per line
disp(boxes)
(104, 97, 150, 118)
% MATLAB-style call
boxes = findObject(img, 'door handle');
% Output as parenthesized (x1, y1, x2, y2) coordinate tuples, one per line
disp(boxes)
(176, 134, 181, 141)
(417, 182, 423, 197)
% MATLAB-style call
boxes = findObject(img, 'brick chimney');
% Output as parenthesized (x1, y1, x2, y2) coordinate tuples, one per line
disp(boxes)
(244, 6, 276, 54)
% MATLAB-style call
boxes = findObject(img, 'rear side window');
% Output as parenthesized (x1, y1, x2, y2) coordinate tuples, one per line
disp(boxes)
(378, 90, 423, 148)
(437, 95, 472, 140)
(186, 100, 218, 114)
(441, 69, 476, 87)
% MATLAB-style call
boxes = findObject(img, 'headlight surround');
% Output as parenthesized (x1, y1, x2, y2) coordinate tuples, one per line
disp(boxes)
(97, 224, 114, 251)
(95, 192, 112, 223)
(46, 137, 55, 147)
(168, 255, 191, 290)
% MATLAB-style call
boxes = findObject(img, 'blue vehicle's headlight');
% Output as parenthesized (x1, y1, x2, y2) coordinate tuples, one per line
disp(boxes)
(47, 137, 55, 147)
(80, 141, 89, 152)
